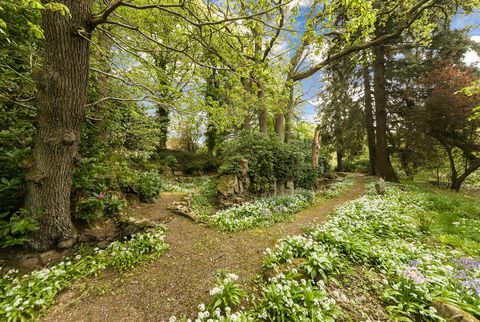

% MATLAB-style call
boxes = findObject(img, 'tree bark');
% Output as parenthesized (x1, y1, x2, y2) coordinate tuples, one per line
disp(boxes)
(373, 44, 398, 182)
(363, 64, 376, 175)
(284, 83, 294, 143)
(257, 82, 268, 134)
(25, 0, 93, 251)
(274, 113, 285, 142)
(311, 124, 321, 168)
(336, 150, 344, 172)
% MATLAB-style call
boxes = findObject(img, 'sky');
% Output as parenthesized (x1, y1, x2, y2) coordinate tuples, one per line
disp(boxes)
(299, 10, 480, 124)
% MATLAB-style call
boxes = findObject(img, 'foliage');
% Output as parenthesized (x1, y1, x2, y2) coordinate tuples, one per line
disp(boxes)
(0, 209, 38, 248)
(208, 190, 315, 232)
(304, 184, 480, 320)
(219, 133, 320, 193)
(135, 171, 163, 203)
(0, 227, 168, 321)
(75, 193, 125, 223)
(208, 272, 246, 314)
(319, 176, 356, 199)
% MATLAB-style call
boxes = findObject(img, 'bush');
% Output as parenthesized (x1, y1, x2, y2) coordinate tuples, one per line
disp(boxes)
(218, 133, 319, 193)
(155, 149, 217, 174)
(75, 193, 126, 223)
(0, 209, 38, 248)
(136, 171, 163, 203)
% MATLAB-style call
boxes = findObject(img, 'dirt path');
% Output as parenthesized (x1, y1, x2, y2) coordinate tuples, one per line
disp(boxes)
(45, 175, 366, 322)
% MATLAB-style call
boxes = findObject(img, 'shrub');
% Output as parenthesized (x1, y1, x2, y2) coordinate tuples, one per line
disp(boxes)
(136, 171, 163, 202)
(0, 209, 38, 248)
(75, 193, 126, 223)
(218, 133, 319, 193)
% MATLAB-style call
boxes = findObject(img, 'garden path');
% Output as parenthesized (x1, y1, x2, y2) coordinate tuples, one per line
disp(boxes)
(45, 175, 366, 322)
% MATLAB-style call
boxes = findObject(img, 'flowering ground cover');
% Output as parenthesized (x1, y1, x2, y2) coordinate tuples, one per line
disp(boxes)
(205, 176, 357, 232)
(170, 182, 479, 321)
(0, 227, 168, 321)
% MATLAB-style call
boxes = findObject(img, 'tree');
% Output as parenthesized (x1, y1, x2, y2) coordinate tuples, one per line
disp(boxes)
(22, 0, 287, 250)
(421, 63, 480, 191)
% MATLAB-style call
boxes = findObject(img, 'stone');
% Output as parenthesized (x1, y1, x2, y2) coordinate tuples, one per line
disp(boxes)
(57, 237, 77, 249)
(96, 240, 110, 249)
(432, 300, 479, 322)
(173, 170, 184, 176)
(240, 158, 249, 176)
(78, 218, 119, 242)
(217, 175, 239, 197)
(119, 216, 158, 236)
(40, 250, 64, 265)
(375, 178, 386, 195)
(286, 180, 295, 194)
(21, 256, 41, 270)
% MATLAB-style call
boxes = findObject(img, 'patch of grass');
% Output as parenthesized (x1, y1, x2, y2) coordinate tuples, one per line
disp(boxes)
(416, 186, 480, 256)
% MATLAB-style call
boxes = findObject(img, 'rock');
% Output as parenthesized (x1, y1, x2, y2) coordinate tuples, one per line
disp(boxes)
(119, 216, 158, 236)
(21, 256, 41, 270)
(286, 180, 295, 194)
(169, 203, 197, 221)
(96, 240, 110, 249)
(432, 300, 479, 322)
(217, 175, 239, 197)
(375, 178, 386, 195)
(40, 250, 64, 265)
(173, 170, 184, 176)
(78, 218, 119, 242)
(240, 158, 249, 176)
(57, 237, 77, 249)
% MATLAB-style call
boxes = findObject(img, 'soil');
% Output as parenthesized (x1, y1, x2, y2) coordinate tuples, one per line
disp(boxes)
(44, 175, 367, 322)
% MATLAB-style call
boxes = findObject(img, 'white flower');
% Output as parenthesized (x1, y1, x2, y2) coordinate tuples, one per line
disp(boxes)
(168, 316, 177, 322)
(198, 303, 205, 311)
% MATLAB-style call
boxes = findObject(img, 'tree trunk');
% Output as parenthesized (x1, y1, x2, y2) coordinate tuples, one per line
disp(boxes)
(274, 114, 285, 142)
(258, 82, 268, 134)
(336, 150, 344, 172)
(373, 44, 397, 182)
(284, 83, 295, 143)
(363, 64, 376, 175)
(25, 0, 93, 251)
(311, 125, 321, 168)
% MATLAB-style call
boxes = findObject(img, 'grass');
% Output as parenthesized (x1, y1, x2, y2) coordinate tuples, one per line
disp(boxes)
(415, 185, 480, 256)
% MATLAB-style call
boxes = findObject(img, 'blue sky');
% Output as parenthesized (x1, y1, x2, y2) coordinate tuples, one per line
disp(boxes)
(299, 10, 480, 124)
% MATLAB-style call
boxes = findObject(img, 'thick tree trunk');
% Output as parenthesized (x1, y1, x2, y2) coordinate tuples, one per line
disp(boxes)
(363, 64, 376, 175)
(311, 125, 321, 168)
(25, 0, 93, 251)
(373, 45, 398, 182)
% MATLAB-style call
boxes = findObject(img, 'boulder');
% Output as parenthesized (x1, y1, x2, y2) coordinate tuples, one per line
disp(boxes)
(40, 250, 64, 265)
(375, 178, 386, 195)
(21, 256, 42, 270)
(432, 300, 479, 322)
(217, 175, 239, 197)
(57, 237, 77, 249)
(286, 180, 295, 194)
(119, 216, 158, 235)
(78, 218, 119, 242)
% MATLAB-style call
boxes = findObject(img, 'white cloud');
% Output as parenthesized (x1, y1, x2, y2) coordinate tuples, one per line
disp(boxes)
(463, 35, 480, 66)
(288, 0, 314, 9)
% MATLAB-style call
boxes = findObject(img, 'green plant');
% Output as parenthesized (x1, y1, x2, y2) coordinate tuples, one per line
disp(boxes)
(208, 190, 316, 232)
(208, 272, 246, 314)
(0, 227, 168, 321)
(75, 193, 126, 223)
(0, 209, 38, 248)
(136, 171, 163, 202)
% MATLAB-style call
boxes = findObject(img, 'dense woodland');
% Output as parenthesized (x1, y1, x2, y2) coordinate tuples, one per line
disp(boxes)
(1, 0, 480, 321)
